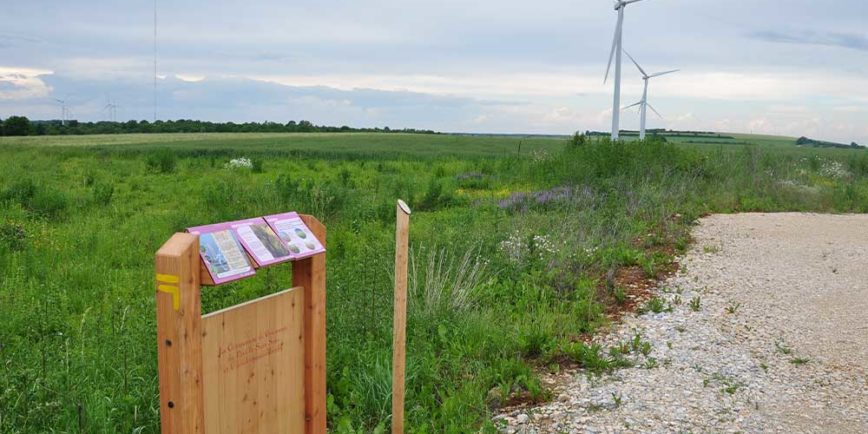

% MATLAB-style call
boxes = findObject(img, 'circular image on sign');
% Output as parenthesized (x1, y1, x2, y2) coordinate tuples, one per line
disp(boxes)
(305, 241, 316, 250)
(294, 228, 307, 239)
(288, 244, 301, 254)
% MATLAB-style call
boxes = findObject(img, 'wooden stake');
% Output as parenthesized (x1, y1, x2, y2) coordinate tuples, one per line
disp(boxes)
(391, 199, 411, 434)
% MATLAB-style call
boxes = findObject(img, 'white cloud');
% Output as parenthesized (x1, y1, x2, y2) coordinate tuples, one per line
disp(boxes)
(175, 74, 205, 83)
(0, 66, 52, 100)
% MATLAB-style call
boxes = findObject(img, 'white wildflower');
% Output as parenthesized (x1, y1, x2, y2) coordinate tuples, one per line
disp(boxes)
(819, 159, 849, 179)
(226, 157, 253, 169)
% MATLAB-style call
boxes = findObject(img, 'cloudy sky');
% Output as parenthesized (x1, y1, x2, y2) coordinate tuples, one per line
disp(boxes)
(1, 0, 866, 143)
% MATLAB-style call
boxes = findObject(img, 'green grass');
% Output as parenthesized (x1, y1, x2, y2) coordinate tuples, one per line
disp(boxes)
(1, 132, 867, 432)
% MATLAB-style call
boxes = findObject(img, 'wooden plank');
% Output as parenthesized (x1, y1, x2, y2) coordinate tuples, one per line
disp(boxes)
(294, 215, 327, 434)
(156, 233, 205, 434)
(201, 287, 305, 434)
(391, 200, 411, 434)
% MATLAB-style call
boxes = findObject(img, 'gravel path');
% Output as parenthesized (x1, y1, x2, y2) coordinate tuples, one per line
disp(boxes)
(495, 213, 868, 434)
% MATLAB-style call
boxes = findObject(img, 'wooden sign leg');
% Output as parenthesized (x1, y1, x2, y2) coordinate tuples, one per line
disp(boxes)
(295, 215, 327, 434)
(155, 233, 205, 434)
(392, 200, 411, 434)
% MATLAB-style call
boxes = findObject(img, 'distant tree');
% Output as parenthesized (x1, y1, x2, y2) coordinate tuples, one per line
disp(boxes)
(796, 136, 810, 146)
(0, 117, 4, 136)
(33, 122, 47, 135)
(3, 116, 31, 136)
(297, 120, 314, 132)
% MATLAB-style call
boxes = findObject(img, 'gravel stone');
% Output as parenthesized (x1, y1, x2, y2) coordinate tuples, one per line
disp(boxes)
(496, 213, 868, 433)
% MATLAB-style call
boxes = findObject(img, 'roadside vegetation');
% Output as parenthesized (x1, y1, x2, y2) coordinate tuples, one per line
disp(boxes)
(1, 133, 866, 432)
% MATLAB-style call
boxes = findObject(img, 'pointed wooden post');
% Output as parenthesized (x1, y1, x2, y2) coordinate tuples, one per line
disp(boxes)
(155, 233, 205, 434)
(392, 200, 411, 434)
(294, 214, 328, 434)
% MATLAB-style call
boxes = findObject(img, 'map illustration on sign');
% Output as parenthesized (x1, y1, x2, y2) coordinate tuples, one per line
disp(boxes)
(188, 223, 256, 284)
(263, 212, 326, 259)
(229, 217, 293, 267)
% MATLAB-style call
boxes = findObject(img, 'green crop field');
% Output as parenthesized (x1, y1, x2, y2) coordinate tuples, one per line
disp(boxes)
(1, 132, 867, 433)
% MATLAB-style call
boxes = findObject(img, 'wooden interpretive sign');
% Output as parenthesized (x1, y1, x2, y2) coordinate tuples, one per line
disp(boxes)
(156, 213, 327, 434)
(202, 287, 305, 433)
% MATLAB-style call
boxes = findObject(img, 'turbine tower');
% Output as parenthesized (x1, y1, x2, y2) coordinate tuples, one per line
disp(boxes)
(622, 50, 678, 140)
(605, 0, 648, 141)
(103, 96, 118, 122)
(54, 98, 68, 126)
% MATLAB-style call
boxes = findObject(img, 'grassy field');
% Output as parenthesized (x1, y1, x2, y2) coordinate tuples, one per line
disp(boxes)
(0, 133, 564, 158)
(1, 132, 866, 433)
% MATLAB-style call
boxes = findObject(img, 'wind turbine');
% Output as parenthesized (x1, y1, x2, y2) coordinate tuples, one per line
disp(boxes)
(604, 0, 648, 141)
(622, 50, 678, 140)
(54, 98, 68, 126)
(103, 96, 118, 122)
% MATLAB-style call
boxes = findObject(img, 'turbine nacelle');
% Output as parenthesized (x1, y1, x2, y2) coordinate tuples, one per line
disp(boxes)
(614, 0, 645, 10)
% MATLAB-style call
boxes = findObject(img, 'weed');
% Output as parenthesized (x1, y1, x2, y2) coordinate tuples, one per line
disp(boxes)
(775, 341, 792, 355)
(611, 287, 627, 305)
(725, 302, 741, 314)
(790, 357, 810, 366)
(639, 297, 671, 314)
(611, 392, 623, 407)
(689, 296, 702, 312)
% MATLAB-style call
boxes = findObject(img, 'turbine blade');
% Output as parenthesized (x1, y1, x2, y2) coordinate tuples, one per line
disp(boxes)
(604, 12, 624, 83)
(621, 101, 642, 111)
(623, 0, 646, 4)
(647, 103, 663, 119)
(648, 69, 679, 78)
(622, 50, 647, 77)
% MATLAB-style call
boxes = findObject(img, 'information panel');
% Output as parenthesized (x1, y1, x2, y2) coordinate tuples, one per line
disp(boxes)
(264, 212, 326, 260)
(229, 217, 294, 267)
(188, 222, 256, 284)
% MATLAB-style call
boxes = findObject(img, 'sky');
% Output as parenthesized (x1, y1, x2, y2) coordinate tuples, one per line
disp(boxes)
(1, 0, 867, 143)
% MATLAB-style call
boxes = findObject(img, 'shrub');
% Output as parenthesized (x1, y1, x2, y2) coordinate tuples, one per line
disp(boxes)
(2, 179, 37, 203)
(93, 182, 114, 206)
(2, 180, 67, 220)
(146, 149, 177, 173)
(251, 158, 264, 173)
(568, 132, 587, 148)
(27, 188, 68, 219)
(0, 223, 27, 251)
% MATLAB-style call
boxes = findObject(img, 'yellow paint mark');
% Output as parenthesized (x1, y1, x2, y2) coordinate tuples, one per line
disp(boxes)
(156, 273, 179, 284)
(158, 284, 180, 310)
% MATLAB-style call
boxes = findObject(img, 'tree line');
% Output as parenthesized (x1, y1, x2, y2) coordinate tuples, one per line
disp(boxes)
(796, 136, 864, 150)
(0, 116, 437, 136)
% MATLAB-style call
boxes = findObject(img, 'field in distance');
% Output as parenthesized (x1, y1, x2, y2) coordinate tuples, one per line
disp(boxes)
(0, 132, 566, 157)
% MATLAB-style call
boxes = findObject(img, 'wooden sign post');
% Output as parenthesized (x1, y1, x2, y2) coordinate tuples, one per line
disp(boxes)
(155, 214, 327, 434)
(391, 200, 411, 434)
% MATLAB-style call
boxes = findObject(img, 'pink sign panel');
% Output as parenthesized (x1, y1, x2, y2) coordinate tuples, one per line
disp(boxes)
(187, 222, 256, 284)
(226, 217, 294, 267)
(263, 212, 326, 260)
